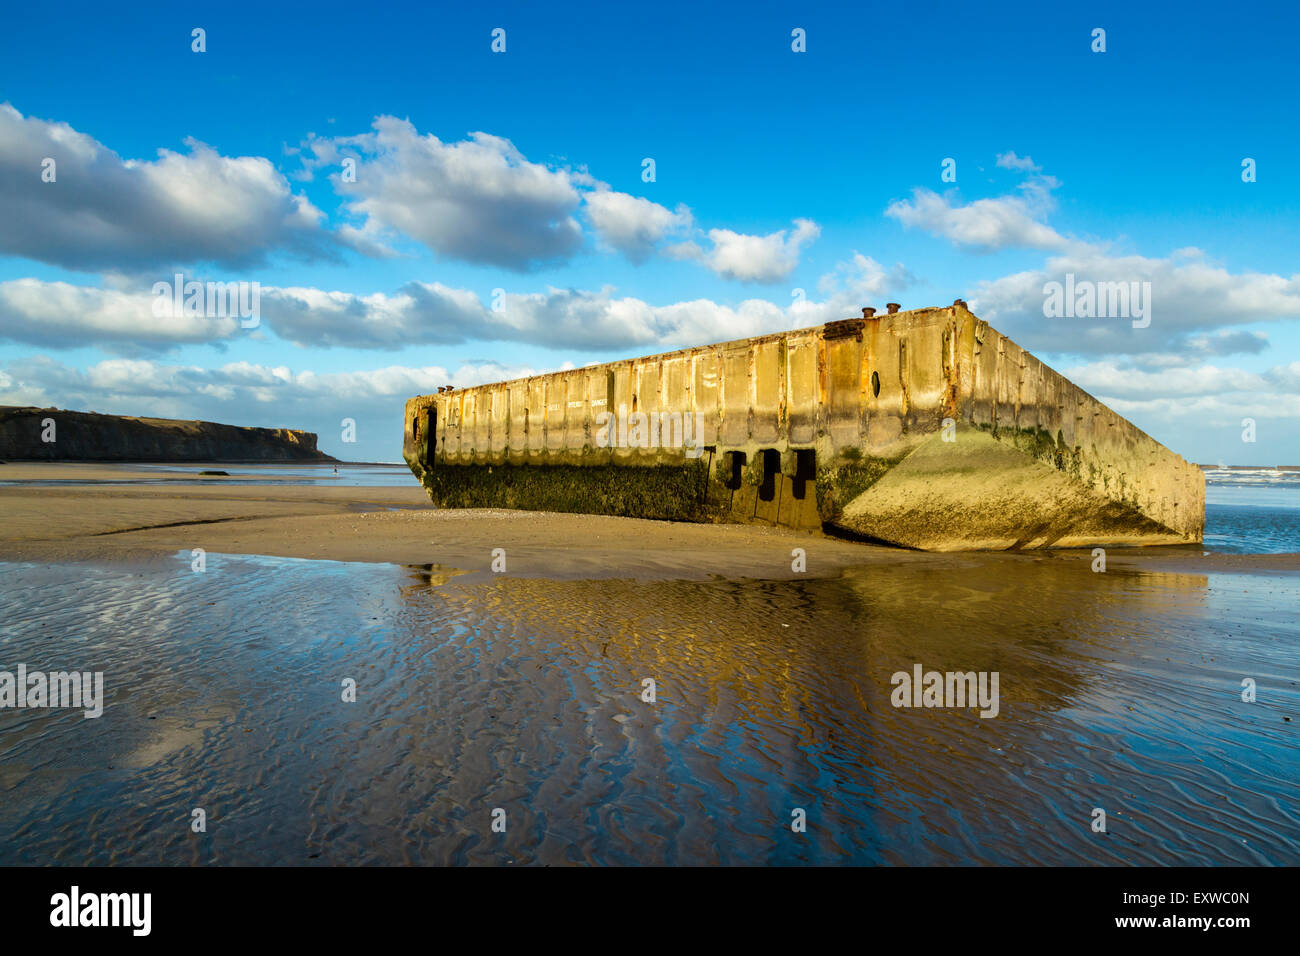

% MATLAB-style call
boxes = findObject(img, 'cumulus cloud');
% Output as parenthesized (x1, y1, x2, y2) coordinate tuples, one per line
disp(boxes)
(1, 103, 822, 282)
(583, 194, 820, 279)
(263, 277, 839, 353)
(995, 151, 1040, 172)
(693, 218, 821, 283)
(304, 116, 823, 278)
(970, 247, 1300, 357)
(262, 282, 487, 349)
(1265, 361, 1300, 392)
(470, 249, 893, 345)
(0, 355, 533, 411)
(1062, 361, 1267, 400)
(1183, 330, 1271, 358)
(0, 103, 329, 272)
(0, 253, 906, 355)
(886, 152, 1078, 253)
(1039, 357, 1300, 463)
(1104, 392, 1300, 431)
(303, 117, 821, 277)
(886, 186, 1071, 253)
(1062, 357, 1300, 460)
(584, 189, 693, 262)
(305, 117, 585, 270)
(0, 278, 242, 353)
(817, 252, 914, 301)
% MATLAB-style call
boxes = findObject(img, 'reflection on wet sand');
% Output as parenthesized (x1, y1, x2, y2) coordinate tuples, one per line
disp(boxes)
(0, 552, 1295, 865)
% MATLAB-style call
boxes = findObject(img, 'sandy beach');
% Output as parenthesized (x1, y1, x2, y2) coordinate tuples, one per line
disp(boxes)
(0, 462, 877, 578)
(3, 462, 1297, 579)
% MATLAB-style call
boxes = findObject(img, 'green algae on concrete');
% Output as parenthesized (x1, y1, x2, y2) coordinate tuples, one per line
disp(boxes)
(815, 454, 905, 524)
(417, 460, 717, 522)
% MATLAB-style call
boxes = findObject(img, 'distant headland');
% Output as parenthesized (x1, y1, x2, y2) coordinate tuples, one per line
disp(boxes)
(0, 406, 337, 462)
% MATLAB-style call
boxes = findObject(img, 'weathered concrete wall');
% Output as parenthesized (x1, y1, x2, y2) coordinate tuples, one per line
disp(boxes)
(403, 304, 1204, 550)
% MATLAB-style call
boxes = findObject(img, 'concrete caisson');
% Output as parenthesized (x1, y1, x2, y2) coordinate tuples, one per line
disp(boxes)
(402, 303, 1204, 551)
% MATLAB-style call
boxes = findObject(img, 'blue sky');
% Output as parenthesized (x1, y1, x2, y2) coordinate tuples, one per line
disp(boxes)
(1, 0, 1297, 463)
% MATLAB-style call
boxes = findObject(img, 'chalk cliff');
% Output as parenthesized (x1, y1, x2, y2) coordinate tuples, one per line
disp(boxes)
(0, 406, 337, 462)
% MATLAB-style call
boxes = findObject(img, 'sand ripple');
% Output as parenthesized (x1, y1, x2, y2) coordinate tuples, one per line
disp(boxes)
(0, 553, 1296, 865)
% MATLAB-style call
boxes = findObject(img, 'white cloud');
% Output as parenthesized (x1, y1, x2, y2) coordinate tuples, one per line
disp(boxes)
(1062, 361, 1267, 399)
(1041, 358, 1300, 463)
(0, 253, 907, 355)
(0, 279, 242, 352)
(663, 240, 704, 261)
(995, 151, 1040, 172)
(886, 186, 1071, 253)
(886, 152, 1078, 253)
(306, 118, 820, 278)
(584, 194, 820, 280)
(970, 248, 1300, 357)
(817, 253, 913, 301)
(1, 103, 823, 284)
(308, 117, 585, 270)
(0, 103, 329, 271)
(584, 189, 692, 262)
(262, 282, 486, 349)
(696, 218, 821, 282)
(1265, 361, 1300, 391)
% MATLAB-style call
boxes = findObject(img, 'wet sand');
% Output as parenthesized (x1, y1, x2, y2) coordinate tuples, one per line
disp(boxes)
(1, 551, 1297, 865)
(0, 479, 876, 579)
(1, 464, 1296, 579)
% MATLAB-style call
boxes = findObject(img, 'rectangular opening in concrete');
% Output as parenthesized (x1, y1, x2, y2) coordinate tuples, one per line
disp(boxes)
(419, 406, 435, 469)
(724, 451, 745, 490)
(793, 448, 816, 500)
(758, 448, 780, 502)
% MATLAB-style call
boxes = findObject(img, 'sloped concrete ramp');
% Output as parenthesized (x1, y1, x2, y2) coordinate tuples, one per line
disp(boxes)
(839, 425, 1195, 551)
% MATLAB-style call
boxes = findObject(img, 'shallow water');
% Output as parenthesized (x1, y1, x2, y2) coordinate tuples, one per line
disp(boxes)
(138, 462, 413, 486)
(1205, 470, 1300, 554)
(0, 463, 413, 488)
(1, 552, 1296, 865)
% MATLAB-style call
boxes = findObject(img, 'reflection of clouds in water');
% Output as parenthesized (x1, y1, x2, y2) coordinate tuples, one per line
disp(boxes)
(0, 554, 1296, 866)
(123, 718, 221, 769)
